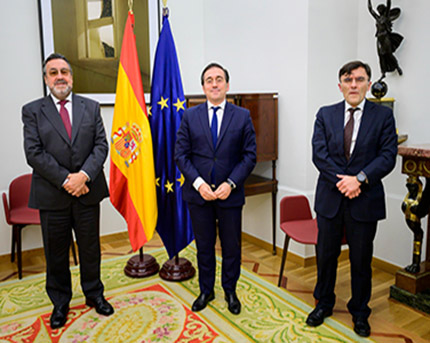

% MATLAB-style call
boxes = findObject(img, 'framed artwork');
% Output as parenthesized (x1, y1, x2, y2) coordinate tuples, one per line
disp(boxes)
(38, 0, 160, 104)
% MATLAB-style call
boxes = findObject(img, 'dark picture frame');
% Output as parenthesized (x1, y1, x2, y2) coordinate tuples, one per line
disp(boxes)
(38, 0, 159, 104)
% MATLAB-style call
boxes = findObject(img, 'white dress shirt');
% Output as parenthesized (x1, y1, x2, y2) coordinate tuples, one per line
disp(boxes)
(344, 98, 366, 156)
(192, 100, 227, 191)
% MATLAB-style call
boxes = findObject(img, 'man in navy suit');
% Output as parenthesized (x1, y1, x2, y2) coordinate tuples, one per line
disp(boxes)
(307, 61, 397, 337)
(22, 53, 114, 329)
(175, 63, 256, 315)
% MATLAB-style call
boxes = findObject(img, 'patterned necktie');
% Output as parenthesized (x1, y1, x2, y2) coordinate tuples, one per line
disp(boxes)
(211, 106, 220, 149)
(344, 107, 359, 160)
(58, 100, 72, 139)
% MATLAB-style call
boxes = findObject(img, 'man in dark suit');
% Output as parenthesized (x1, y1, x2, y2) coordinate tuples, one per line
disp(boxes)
(175, 62, 256, 315)
(22, 53, 114, 329)
(307, 60, 397, 337)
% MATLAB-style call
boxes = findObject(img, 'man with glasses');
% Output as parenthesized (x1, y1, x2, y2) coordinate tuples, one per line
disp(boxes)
(175, 62, 256, 315)
(307, 60, 397, 337)
(22, 53, 113, 329)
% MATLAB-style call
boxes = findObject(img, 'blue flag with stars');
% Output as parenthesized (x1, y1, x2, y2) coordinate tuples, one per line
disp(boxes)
(149, 12, 194, 260)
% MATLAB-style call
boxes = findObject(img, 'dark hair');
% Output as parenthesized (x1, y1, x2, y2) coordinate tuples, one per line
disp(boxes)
(338, 60, 371, 81)
(200, 62, 230, 85)
(43, 53, 73, 76)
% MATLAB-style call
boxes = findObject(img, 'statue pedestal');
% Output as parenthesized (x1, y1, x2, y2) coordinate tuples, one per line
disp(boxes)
(390, 262, 430, 313)
(391, 145, 430, 313)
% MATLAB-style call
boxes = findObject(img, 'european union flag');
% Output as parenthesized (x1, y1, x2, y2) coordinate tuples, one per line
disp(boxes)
(149, 12, 194, 260)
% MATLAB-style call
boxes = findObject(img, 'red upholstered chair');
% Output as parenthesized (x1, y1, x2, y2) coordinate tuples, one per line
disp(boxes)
(2, 173, 77, 279)
(277, 195, 318, 287)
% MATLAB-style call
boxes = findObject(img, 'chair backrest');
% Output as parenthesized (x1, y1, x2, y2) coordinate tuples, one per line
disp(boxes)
(280, 195, 313, 224)
(8, 174, 33, 212)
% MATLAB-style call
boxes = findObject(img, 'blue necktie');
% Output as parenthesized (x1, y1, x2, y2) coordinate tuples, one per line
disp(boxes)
(210, 106, 220, 186)
(211, 106, 220, 149)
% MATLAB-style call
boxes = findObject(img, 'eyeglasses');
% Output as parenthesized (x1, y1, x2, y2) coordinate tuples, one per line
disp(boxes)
(341, 76, 368, 84)
(47, 68, 71, 77)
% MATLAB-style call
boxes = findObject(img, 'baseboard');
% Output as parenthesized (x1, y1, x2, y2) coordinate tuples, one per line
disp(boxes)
(372, 257, 401, 275)
(0, 231, 130, 263)
(242, 232, 398, 274)
(0, 230, 401, 276)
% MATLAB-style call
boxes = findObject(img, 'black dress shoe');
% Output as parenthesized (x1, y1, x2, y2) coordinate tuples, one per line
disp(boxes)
(225, 292, 241, 315)
(191, 291, 215, 312)
(86, 296, 114, 316)
(306, 307, 333, 327)
(50, 304, 69, 329)
(353, 317, 371, 337)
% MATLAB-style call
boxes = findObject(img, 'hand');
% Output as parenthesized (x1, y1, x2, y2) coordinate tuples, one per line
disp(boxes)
(214, 182, 232, 200)
(64, 172, 89, 197)
(198, 183, 217, 201)
(336, 174, 361, 199)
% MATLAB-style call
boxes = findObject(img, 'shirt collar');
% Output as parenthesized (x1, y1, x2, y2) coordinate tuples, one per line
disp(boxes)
(50, 92, 72, 105)
(345, 98, 366, 112)
(207, 99, 226, 111)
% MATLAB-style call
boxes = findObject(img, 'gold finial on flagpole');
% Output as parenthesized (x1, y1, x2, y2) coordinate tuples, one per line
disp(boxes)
(128, 0, 133, 13)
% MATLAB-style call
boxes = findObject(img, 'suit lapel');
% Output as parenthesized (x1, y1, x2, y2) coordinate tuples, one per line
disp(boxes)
(197, 103, 214, 150)
(71, 94, 85, 144)
(216, 101, 233, 149)
(333, 101, 346, 160)
(40, 96, 71, 145)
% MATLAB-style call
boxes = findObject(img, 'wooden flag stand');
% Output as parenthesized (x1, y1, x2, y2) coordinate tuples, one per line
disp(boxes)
(124, 247, 160, 278)
(159, 254, 195, 281)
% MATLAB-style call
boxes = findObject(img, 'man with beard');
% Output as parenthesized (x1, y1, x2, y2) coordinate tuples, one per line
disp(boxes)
(22, 53, 114, 329)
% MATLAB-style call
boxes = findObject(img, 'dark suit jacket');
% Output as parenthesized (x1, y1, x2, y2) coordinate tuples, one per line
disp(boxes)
(312, 99, 397, 222)
(22, 94, 109, 210)
(175, 101, 256, 207)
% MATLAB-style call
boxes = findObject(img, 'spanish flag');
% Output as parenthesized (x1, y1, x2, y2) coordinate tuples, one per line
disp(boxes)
(109, 12, 157, 251)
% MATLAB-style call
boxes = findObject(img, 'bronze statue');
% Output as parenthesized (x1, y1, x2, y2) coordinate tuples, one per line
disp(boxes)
(401, 176, 424, 274)
(368, 0, 403, 81)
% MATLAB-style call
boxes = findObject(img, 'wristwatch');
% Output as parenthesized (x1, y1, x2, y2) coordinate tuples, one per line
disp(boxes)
(356, 171, 368, 184)
(226, 179, 236, 189)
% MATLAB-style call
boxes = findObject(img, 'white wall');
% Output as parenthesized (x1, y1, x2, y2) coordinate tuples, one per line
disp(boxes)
(1, 0, 429, 269)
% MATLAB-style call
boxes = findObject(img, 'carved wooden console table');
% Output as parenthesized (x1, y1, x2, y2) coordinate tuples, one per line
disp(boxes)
(390, 144, 430, 313)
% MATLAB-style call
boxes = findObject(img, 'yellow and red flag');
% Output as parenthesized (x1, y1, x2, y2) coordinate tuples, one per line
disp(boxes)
(109, 12, 157, 251)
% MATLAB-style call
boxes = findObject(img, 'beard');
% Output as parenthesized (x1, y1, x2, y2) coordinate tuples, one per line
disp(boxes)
(50, 82, 72, 99)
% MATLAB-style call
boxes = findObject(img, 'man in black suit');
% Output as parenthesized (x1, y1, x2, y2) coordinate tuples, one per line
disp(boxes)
(22, 53, 114, 329)
(175, 63, 256, 315)
(307, 61, 397, 337)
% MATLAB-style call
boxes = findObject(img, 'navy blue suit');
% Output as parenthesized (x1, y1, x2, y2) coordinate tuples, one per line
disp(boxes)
(175, 101, 256, 293)
(312, 99, 397, 318)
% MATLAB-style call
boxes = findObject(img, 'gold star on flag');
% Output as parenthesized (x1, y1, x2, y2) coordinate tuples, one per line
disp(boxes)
(156, 177, 160, 187)
(177, 173, 185, 187)
(147, 106, 152, 116)
(165, 180, 174, 193)
(158, 96, 169, 110)
(173, 98, 185, 112)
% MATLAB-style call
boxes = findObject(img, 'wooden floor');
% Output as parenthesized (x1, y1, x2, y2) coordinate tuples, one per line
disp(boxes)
(1, 231, 429, 343)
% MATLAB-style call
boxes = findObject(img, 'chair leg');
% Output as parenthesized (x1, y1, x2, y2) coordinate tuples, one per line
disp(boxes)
(278, 235, 291, 287)
(71, 241, 78, 266)
(11, 226, 16, 262)
(17, 225, 23, 279)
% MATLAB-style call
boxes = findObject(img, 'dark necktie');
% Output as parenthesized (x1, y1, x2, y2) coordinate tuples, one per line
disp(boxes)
(210, 106, 220, 186)
(344, 107, 359, 160)
(58, 100, 72, 139)
(211, 106, 220, 149)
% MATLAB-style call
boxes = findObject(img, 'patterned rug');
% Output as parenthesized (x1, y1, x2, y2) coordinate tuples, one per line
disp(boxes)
(0, 245, 373, 342)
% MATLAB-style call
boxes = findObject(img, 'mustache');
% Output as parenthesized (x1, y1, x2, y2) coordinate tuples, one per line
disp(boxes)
(54, 80, 68, 86)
